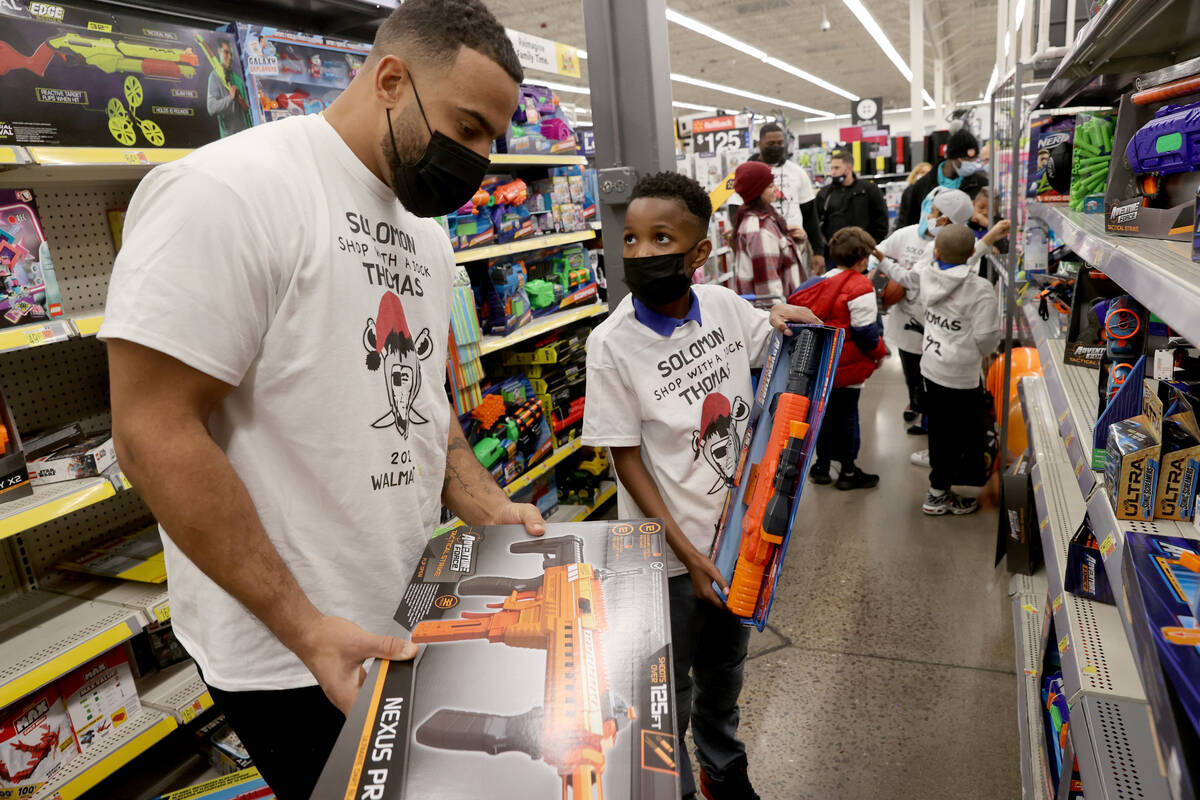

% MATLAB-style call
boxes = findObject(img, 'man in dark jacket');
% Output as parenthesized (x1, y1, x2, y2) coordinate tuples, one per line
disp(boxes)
(899, 128, 988, 227)
(815, 151, 889, 261)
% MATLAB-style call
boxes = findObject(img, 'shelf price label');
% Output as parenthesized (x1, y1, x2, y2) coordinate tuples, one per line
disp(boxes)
(154, 602, 171, 622)
(1057, 635, 1069, 654)
(1100, 534, 1116, 559)
(691, 115, 752, 155)
(1053, 594, 1063, 613)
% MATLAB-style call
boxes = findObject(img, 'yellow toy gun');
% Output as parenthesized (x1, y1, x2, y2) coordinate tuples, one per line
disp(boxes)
(412, 535, 635, 800)
(0, 33, 198, 79)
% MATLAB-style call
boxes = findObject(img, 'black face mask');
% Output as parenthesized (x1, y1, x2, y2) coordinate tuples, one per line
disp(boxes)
(762, 144, 787, 165)
(624, 248, 696, 307)
(388, 80, 490, 218)
(830, 173, 846, 185)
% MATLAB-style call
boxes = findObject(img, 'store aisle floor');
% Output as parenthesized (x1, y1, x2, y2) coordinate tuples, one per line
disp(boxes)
(716, 355, 1020, 799)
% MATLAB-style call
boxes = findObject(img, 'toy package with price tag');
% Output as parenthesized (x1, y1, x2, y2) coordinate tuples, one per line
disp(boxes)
(314, 520, 679, 800)
(0, 685, 79, 799)
(0, 189, 64, 328)
(709, 325, 843, 628)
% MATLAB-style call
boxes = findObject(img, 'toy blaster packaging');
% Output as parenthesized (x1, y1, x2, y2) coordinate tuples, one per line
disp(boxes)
(1070, 111, 1116, 213)
(476, 258, 531, 336)
(1121, 533, 1200, 800)
(1027, 115, 1075, 202)
(1063, 268, 1121, 368)
(0, 385, 32, 506)
(1106, 62, 1200, 241)
(0, 1, 250, 148)
(57, 648, 141, 753)
(1094, 296, 1149, 416)
(1155, 388, 1200, 521)
(195, 714, 253, 776)
(524, 245, 597, 316)
(0, 685, 79, 799)
(0, 189, 64, 326)
(498, 83, 578, 155)
(56, 524, 165, 583)
(1105, 413, 1161, 522)
(997, 454, 1042, 575)
(710, 325, 842, 627)
(225, 24, 368, 126)
(154, 768, 274, 800)
(313, 521, 679, 800)
(1063, 513, 1115, 604)
(27, 430, 114, 485)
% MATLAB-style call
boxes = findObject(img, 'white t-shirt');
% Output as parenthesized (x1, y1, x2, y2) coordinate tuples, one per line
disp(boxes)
(99, 114, 453, 691)
(874, 224, 932, 354)
(581, 285, 772, 576)
(729, 159, 815, 230)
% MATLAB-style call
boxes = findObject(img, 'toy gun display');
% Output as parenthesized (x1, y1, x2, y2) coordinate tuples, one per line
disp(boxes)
(1125, 100, 1200, 201)
(1096, 295, 1145, 401)
(412, 536, 634, 800)
(489, 262, 527, 319)
(726, 329, 822, 617)
(0, 33, 199, 79)
(194, 34, 249, 110)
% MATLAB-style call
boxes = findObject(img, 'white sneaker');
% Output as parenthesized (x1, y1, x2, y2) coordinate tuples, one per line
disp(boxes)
(910, 449, 930, 468)
(923, 490, 979, 516)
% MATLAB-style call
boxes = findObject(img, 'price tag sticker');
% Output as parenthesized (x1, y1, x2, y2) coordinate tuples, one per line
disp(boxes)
(1082, 664, 1099, 676)
(1059, 409, 1069, 424)
(154, 603, 171, 622)
(1040, 517, 1049, 530)
(1075, 461, 1084, 477)
(1053, 594, 1063, 613)
(1022, 603, 1039, 614)
(121, 150, 147, 165)
(1058, 635, 1069, 654)
(1101, 533, 1116, 559)
(181, 703, 198, 723)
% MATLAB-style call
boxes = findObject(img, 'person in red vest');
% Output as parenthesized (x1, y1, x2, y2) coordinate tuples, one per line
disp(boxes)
(789, 226, 886, 490)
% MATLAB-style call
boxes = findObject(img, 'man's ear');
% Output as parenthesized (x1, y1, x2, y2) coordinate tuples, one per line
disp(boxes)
(374, 54, 412, 107)
(688, 236, 713, 272)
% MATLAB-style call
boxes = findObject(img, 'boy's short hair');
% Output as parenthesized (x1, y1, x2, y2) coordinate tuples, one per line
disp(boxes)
(828, 226, 876, 268)
(934, 224, 977, 264)
(630, 172, 712, 229)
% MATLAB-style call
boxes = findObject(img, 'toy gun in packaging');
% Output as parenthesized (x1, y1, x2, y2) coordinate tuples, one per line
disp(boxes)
(726, 329, 822, 617)
(1095, 295, 1146, 401)
(411, 536, 635, 800)
(1125, 100, 1200, 201)
(0, 33, 199, 79)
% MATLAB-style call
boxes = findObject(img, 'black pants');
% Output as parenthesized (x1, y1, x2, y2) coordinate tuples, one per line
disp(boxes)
(206, 682, 345, 800)
(815, 386, 861, 467)
(898, 349, 924, 414)
(924, 378, 985, 491)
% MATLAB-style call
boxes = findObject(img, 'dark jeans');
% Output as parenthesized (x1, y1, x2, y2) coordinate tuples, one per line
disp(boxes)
(669, 574, 750, 796)
(206, 682, 345, 800)
(815, 386, 861, 467)
(924, 378, 985, 491)
(898, 349, 924, 415)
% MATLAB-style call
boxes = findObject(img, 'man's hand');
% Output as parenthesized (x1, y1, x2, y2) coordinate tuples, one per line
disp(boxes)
(788, 225, 807, 243)
(811, 253, 826, 273)
(297, 615, 418, 715)
(490, 500, 546, 536)
(684, 550, 729, 609)
(770, 303, 822, 334)
(983, 219, 1011, 247)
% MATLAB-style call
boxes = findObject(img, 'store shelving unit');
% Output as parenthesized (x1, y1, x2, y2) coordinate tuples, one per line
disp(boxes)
(0, 478, 120, 541)
(503, 437, 583, 496)
(1009, 572, 1051, 800)
(548, 481, 616, 524)
(453, 229, 595, 265)
(140, 661, 214, 725)
(479, 301, 607, 355)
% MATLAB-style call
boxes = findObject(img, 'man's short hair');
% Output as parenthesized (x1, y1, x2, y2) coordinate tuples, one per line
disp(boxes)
(758, 122, 783, 140)
(630, 171, 713, 228)
(372, 0, 523, 83)
(935, 224, 977, 264)
(831, 150, 851, 164)
(828, 226, 876, 268)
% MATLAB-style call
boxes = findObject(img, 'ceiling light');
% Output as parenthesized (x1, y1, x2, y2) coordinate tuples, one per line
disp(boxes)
(671, 72, 835, 117)
(1004, 32, 1011, 56)
(841, 0, 934, 107)
(673, 101, 720, 113)
(666, 8, 858, 101)
(536, 80, 590, 96)
(803, 103, 934, 122)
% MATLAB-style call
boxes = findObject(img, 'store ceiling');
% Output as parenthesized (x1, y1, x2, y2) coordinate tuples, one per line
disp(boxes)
(486, 0, 999, 124)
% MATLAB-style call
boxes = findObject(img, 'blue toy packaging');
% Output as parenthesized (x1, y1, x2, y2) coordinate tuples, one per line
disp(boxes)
(497, 83, 578, 155)
(0, 189, 64, 327)
(475, 257, 531, 336)
(709, 325, 842, 627)
(1026, 115, 1076, 203)
(523, 245, 596, 316)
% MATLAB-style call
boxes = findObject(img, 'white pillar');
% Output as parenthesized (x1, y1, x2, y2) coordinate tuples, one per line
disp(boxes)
(934, 57, 945, 123)
(910, 0, 924, 159)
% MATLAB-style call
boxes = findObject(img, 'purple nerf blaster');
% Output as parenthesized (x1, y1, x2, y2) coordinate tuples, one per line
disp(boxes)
(1126, 100, 1200, 197)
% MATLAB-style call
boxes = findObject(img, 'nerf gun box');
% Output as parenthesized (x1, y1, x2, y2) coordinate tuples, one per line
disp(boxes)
(154, 768, 273, 800)
(1105, 413, 1161, 521)
(0, 385, 32, 506)
(1121, 533, 1200, 800)
(0, 685, 79, 799)
(0, 189, 64, 327)
(0, 1, 250, 148)
(1027, 115, 1075, 203)
(1063, 268, 1121, 368)
(225, 24, 368, 126)
(710, 325, 842, 627)
(314, 521, 678, 800)
(57, 648, 141, 753)
(1063, 513, 1115, 604)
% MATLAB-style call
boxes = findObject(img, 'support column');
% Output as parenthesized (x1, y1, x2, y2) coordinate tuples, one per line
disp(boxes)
(581, 0, 676, 306)
(909, 0, 924, 161)
(934, 57, 945, 124)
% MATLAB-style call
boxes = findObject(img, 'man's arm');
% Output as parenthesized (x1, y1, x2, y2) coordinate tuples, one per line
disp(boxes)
(799, 198, 824, 254)
(442, 413, 545, 533)
(610, 446, 727, 607)
(108, 339, 415, 715)
(867, 183, 889, 243)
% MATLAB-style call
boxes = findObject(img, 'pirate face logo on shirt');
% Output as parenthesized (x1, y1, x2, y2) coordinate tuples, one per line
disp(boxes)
(692, 392, 750, 494)
(364, 290, 433, 439)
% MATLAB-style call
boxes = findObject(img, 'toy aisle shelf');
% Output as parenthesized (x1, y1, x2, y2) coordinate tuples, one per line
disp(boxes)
(0, 308, 107, 355)
(1009, 572, 1052, 800)
(1027, 204, 1200, 347)
(140, 661, 214, 724)
(0, 477, 122, 542)
(479, 301, 607, 355)
(548, 481, 616, 524)
(489, 154, 587, 168)
(0, 146, 192, 186)
(454, 229, 595, 265)
(1021, 374, 1168, 799)
(503, 437, 583, 496)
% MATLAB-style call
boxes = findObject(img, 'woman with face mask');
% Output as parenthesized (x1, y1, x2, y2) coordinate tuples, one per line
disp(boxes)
(731, 161, 806, 300)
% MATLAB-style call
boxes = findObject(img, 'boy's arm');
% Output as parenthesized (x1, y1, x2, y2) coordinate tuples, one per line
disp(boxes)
(971, 283, 1004, 356)
(874, 250, 922, 291)
(847, 289, 886, 361)
(610, 446, 729, 608)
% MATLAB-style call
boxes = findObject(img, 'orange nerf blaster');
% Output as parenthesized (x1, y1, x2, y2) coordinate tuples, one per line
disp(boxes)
(726, 328, 822, 617)
(411, 535, 634, 800)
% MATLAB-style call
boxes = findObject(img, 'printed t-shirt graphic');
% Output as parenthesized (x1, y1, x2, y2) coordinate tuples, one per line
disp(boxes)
(693, 392, 750, 494)
(364, 290, 434, 437)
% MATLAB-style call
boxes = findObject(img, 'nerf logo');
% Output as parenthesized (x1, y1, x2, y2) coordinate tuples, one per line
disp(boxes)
(1111, 201, 1140, 224)
(16, 698, 50, 734)
(1041, 132, 1070, 148)
(29, 2, 63, 20)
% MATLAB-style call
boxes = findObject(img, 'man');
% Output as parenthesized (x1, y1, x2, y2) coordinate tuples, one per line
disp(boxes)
(899, 127, 988, 227)
(205, 40, 251, 136)
(728, 122, 826, 269)
(815, 151, 889, 259)
(100, 2, 543, 797)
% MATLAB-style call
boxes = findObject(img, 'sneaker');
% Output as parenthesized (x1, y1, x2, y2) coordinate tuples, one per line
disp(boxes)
(700, 760, 760, 800)
(809, 460, 832, 485)
(910, 449, 930, 468)
(907, 424, 926, 435)
(835, 466, 879, 490)
(923, 490, 979, 516)
(903, 405, 917, 423)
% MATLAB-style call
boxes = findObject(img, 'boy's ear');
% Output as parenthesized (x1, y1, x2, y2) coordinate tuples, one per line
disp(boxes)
(688, 236, 712, 271)
(933, 247, 941, 261)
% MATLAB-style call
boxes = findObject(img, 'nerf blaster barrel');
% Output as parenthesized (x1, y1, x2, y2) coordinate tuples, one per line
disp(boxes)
(726, 329, 821, 617)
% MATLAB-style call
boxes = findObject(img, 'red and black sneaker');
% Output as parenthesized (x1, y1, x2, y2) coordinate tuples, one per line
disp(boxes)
(699, 760, 760, 800)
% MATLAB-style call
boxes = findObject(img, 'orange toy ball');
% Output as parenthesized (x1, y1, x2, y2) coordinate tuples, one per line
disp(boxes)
(880, 279, 906, 308)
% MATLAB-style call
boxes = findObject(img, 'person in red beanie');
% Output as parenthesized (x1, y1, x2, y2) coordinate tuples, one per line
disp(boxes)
(730, 160, 806, 300)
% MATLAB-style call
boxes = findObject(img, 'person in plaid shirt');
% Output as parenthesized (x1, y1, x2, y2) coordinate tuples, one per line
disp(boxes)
(730, 161, 805, 301)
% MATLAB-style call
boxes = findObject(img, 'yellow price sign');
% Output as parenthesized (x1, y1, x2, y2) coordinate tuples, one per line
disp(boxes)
(122, 151, 146, 165)
(1053, 594, 1063, 612)
(1100, 534, 1116, 559)
(24, 329, 44, 346)
(154, 603, 171, 622)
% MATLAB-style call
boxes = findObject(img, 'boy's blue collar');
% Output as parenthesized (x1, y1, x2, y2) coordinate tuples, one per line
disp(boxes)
(632, 289, 703, 336)
(935, 257, 965, 271)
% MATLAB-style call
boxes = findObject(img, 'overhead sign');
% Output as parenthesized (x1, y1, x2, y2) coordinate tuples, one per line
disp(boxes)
(851, 97, 884, 129)
(506, 29, 581, 78)
(690, 114, 751, 155)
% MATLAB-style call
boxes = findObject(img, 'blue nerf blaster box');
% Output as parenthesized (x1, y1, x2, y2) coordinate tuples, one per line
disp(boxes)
(709, 324, 842, 628)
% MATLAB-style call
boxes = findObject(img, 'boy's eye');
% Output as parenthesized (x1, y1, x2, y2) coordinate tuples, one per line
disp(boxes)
(623, 233, 637, 245)
(654, 232, 672, 244)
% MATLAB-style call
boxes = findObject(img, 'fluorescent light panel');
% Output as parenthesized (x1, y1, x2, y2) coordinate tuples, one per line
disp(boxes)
(803, 103, 934, 122)
(841, 0, 934, 107)
(671, 72, 835, 117)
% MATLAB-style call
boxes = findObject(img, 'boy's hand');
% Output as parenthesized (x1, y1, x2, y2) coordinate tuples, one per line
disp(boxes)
(872, 248, 887, 262)
(982, 219, 1011, 247)
(769, 303, 822, 334)
(684, 550, 729, 609)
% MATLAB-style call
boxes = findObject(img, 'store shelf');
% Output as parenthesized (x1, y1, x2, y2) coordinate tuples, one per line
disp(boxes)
(72, 311, 105, 338)
(1009, 572, 1052, 800)
(0, 146, 191, 185)
(0, 146, 30, 166)
(453, 230, 595, 264)
(31, 708, 177, 800)
(40, 572, 171, 626)
(479, 301, 607, 355)
(0, 589, 143, 709)
(140, 661, 213, 724)
(489, 154, 587, 167)
(0, 307, 107, 355)
(0, 477, 118, 542)
(1029, 204, 1200, 347)
(547, 481, 616, 523)
(503, 438, 582, 496)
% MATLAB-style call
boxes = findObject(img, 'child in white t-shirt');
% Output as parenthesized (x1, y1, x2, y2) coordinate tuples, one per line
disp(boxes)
(581, 172, 818, 800)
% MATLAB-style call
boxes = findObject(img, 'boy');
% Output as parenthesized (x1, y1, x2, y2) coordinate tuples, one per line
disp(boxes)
(875, 186, 973, 434)
(790, 226, 886, 489)
(581, 171, 819, 800)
